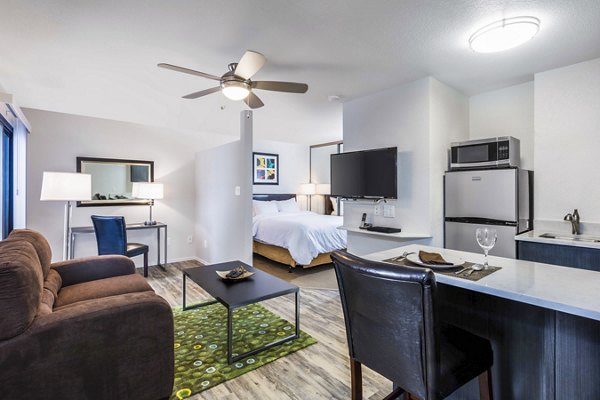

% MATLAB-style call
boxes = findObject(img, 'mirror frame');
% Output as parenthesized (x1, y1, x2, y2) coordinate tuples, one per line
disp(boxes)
(76, 156, 155, 207)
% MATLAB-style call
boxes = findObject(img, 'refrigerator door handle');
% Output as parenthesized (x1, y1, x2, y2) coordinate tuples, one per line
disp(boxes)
(445, 217, 518, 226)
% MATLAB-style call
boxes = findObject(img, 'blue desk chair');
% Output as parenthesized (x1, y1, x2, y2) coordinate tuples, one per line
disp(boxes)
(91, 215, 150, 277)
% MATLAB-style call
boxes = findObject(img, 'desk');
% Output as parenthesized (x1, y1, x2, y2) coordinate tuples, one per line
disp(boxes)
(69, 222, 167, 271)
(365, 244, 600, 399)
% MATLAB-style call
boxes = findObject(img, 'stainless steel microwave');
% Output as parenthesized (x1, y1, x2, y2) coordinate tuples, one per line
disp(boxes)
(449, 136, 520, 170)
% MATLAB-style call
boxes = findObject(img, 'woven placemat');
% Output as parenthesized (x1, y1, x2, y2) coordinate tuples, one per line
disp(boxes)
(382, 258, 501, 282)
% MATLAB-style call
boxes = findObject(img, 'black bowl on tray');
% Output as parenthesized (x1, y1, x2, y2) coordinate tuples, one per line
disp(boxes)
(216, 266, 255, 281)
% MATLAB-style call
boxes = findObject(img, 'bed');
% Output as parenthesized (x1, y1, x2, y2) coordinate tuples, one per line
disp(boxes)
(252, 194, 346, 270)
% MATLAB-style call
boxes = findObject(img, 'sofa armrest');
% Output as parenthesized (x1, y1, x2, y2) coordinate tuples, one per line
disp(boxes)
(51, 255, 135, 286)
(0, 291, 174, 399)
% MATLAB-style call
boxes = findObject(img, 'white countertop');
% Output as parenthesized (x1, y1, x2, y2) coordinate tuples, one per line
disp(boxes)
(516, 230, 600, 250)
(364, 244, 600, 321)
(338, 225, 431, 240)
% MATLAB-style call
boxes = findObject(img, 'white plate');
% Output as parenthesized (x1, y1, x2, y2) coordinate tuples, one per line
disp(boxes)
(405, 253, 465, 269)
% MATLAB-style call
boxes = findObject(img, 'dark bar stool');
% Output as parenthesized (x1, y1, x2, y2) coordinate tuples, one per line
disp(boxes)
(331, 250, 493, 400)
(91, 215, 149, 277)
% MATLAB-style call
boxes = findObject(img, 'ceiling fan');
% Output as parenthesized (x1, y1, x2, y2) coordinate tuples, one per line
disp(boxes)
(158, 50, 308, 109)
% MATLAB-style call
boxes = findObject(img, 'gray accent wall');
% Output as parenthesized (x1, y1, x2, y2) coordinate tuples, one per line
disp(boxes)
(24, 108, 233, 264)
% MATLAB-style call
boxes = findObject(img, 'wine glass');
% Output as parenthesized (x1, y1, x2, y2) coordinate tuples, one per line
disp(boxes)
(476, 228, 497, 270)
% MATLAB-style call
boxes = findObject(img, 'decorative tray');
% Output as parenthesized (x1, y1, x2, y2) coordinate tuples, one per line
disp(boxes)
(216, 268, 255, 281)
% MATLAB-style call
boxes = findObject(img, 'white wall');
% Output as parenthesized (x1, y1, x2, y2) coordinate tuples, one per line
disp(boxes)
(195, 111, 253, 264)
(342, 77, 468, 253)
(252, 138, 309, 210)
(534, 58, 600, 224)
(469, 81, 534, 170)
(24, 108, 234, 264)
(343, 78, 430, 241)
(429, 78, 470, 245)
(467, 58, 600, 231)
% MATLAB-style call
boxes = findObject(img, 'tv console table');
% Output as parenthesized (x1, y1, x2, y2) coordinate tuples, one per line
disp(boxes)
(69, 222, 167, 271)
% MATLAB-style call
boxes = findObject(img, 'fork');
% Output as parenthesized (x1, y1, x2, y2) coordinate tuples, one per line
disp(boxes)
(454, 266, 470, 275)
(391, 251, 415, 262)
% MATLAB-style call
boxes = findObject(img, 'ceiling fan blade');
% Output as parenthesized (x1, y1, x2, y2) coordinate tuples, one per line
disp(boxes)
(244, 92, 264, 109)
(182, 86, 222, 99)
(252, 81, 308, 93)
(234, 51, 266, 80)
(157, 63, 221, 81)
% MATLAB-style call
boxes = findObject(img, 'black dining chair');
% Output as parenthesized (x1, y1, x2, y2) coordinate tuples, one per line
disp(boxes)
(331, 250, 493, 400)
(91, 215, 150, 277)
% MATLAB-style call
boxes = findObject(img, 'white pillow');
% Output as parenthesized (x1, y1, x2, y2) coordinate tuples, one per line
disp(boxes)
(253, 200, 279, 216)
(276, 198, 300, 213)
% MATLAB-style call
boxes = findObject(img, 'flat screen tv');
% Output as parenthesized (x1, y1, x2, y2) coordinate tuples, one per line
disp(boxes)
(330, 147, 397, 199)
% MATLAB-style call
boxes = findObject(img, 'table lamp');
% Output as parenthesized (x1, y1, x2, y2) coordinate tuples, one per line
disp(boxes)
(40, 172, 92, 260)
(299, 183, 316, 211)
(133, 182, 164, 225)
(316, 184, 331, 195)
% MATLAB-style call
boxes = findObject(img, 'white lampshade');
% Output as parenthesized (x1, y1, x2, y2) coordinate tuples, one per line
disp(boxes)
(316, 183, 331, 195)
(40, 172, 91, 201)
(299, 183, 316, 195)
(133, 182, 164, 200)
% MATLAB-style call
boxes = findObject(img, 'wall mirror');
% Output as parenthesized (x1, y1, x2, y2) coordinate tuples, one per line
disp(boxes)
(310, 141, 342, 214)
(76, 157, 154, 207)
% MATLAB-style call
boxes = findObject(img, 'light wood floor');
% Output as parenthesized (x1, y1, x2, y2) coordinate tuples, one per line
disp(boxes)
(142, 261, 392, 400)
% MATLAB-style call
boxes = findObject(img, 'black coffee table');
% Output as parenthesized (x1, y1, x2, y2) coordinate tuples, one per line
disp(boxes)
(182, 260, 300, 364)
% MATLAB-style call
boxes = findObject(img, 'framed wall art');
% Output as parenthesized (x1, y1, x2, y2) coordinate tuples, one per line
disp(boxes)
(253, 152, 279, 185)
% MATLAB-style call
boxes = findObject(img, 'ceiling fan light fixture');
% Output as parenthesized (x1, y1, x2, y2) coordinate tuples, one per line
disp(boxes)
(221, 80, 250, 100)
(469, 16, 540, 53)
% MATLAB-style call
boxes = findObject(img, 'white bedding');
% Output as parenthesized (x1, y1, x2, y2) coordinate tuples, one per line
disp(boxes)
(252, 211, 347, 265)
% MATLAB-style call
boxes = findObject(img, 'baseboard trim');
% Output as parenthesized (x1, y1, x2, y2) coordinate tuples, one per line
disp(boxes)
(133, 256, 206, 268)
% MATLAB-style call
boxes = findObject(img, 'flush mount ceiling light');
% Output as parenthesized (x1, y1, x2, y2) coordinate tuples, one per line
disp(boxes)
(469, 16, 540, 53)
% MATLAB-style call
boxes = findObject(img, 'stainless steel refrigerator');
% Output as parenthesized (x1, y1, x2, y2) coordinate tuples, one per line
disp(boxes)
(444, 168, 532, 258)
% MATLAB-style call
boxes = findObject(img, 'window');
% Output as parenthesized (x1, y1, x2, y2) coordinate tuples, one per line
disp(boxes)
(1, 114, 14, 238)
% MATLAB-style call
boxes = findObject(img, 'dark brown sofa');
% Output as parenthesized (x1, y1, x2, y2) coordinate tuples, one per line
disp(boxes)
(0, 229, 174, 400)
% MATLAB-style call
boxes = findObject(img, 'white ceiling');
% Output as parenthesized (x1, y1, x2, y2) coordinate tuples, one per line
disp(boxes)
(0, 0, 599, 144)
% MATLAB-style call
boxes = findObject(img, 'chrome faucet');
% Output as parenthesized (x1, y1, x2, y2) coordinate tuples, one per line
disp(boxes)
(564, 209, 581, 235)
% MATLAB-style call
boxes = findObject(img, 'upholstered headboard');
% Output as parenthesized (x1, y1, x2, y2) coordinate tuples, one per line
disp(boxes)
(324, 195, 335, 215)
(253, 193, 296, 202)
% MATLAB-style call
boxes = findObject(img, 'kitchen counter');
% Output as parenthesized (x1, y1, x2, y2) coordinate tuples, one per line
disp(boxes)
(337, 225, 431, 240)
(362, 244, 600, 399)
(516, 229, 600, 250)
(364, 244, 600, 321)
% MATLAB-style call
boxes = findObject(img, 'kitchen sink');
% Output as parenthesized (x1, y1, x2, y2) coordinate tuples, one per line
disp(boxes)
(539, 233, 600, 243)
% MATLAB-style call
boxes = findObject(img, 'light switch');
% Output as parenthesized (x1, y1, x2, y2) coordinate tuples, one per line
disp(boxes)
(234, 186, 241, 196)
(383, 204, 395, 218)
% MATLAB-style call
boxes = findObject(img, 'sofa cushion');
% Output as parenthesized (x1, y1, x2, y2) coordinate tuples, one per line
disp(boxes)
(55, 274, 153, 308)
(0, 240, 44, 340)
(38, 288, 55, 316)
(43, 269, 62, 301)
(8, 229, 53, 279)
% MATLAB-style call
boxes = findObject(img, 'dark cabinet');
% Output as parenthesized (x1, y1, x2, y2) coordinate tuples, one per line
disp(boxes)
(517, 240, 600, 272)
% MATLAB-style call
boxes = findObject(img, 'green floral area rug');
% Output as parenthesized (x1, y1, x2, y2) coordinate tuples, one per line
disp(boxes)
(171, 303, 317, 399)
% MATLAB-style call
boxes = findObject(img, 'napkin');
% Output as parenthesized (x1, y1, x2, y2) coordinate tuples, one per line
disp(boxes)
(418, 251, 453, 265)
